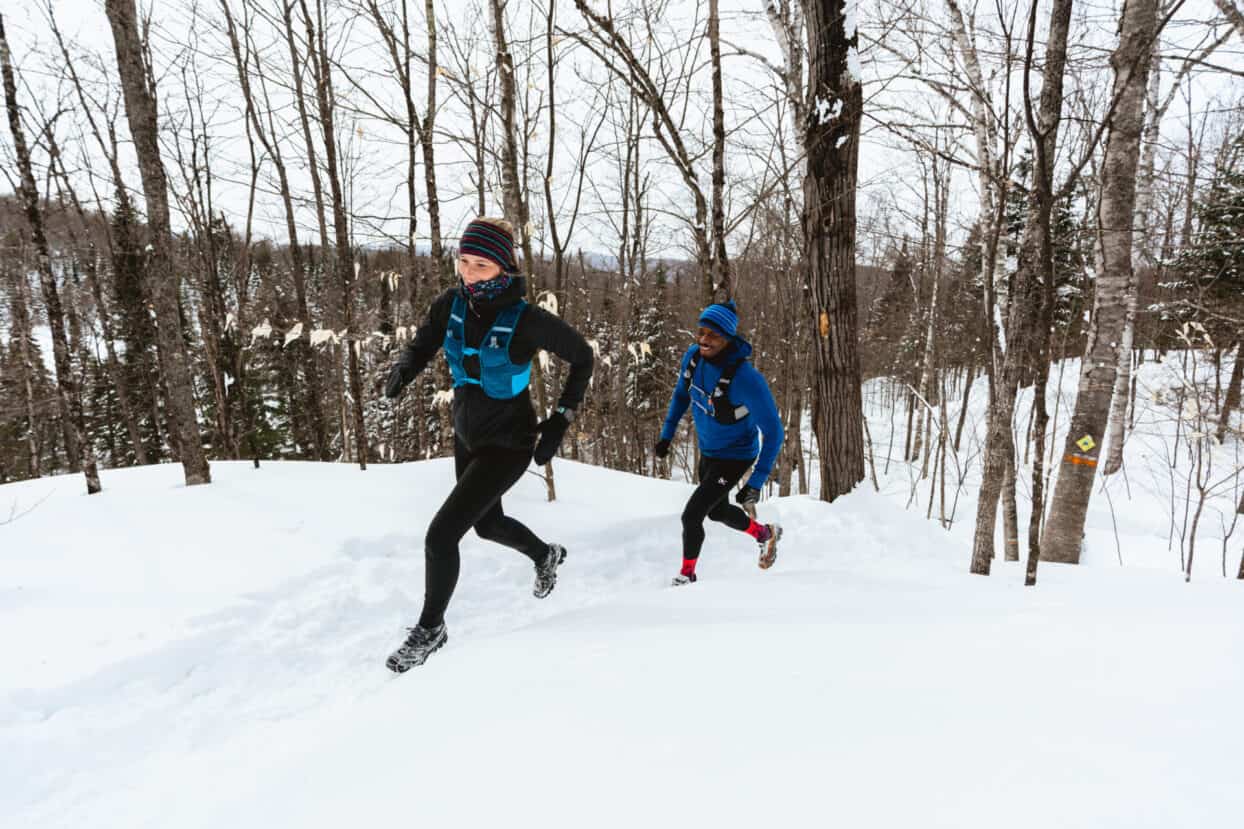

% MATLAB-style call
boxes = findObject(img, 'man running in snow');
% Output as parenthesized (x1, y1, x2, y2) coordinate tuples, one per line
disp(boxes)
(655, 301, 783, 586)
(382, 217, 594, 671)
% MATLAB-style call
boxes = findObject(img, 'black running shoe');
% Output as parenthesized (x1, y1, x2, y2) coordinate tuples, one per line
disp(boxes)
(534, 544, 567, 599)
(385, 623, 447, 673)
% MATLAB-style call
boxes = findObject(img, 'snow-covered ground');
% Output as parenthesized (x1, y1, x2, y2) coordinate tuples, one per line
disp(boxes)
(3, 430, 1242, 827)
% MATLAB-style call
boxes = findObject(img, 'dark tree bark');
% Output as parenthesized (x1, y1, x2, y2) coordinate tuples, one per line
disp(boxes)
(1043, 0, 1161, 563)
(2, 15, 101, 494)
(708, 0, 730, 298)
(5, 264, 42, 477)
(1216, 341, 1244, 443)
(803, 0, 865, 501)
(104, 0, 210, 486)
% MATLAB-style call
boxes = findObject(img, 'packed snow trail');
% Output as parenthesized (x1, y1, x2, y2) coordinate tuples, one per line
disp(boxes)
(3, 459, 1242, 828)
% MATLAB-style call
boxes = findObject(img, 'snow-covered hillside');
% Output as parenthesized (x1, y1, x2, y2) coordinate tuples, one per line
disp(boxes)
(3, 452, 1241, 828)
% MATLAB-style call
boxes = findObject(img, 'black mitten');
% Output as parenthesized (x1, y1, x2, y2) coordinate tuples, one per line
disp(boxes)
(533, 412, 570, 465)
(735, 485, 760, 506)
(384, 364, 409, 399)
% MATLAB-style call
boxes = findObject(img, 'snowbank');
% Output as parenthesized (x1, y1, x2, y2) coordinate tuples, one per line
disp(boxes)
(3, 457, 1241, 827)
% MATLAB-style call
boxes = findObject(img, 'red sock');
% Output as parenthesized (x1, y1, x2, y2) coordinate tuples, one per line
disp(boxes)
(680, 558, 698, 577)
(745, 519, 767, 540)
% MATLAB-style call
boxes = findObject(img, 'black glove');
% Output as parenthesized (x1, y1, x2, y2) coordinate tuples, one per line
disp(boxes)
(533, 411, 570, 465)
(384, 364, 409, 399)
(654, 438, 671, 459)
(735, 485, 760, 506)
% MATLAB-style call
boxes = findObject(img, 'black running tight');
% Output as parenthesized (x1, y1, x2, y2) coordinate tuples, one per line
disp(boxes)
(419, 439, 546, 628)
(681, 455, 755, 560)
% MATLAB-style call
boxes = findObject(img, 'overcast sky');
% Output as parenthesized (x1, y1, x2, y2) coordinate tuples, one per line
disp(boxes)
(2, 0, 1241, 264)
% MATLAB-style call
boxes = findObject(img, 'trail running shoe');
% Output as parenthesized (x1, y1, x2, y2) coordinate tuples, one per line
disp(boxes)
(670, 572, 697, 587)
(534, 544, 567, 599)
(385, 623, 447, 673)
(758, 524, 782, 570)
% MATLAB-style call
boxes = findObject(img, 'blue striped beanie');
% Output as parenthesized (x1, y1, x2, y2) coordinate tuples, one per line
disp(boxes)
(698, 301, 739, 337)
(459, 218, 517, 272)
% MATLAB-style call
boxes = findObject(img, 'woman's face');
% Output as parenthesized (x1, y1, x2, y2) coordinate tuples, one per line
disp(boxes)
(458, 253, 503, 285)
(696, 326, 729, 359)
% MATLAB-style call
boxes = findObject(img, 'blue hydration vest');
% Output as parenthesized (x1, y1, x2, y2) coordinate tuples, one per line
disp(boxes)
(443, 293, 532, 399)
(683, 347, 750, 425)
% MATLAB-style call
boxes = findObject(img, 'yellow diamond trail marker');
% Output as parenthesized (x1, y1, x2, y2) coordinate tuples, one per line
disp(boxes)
(1076, 435, 1096, 452)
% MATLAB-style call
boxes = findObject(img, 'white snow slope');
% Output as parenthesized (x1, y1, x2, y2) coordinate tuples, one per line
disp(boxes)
(3, 449, 1242, 826)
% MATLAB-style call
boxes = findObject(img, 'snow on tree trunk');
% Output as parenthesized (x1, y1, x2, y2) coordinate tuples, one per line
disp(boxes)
(804, 0, 865, 502)
(944, 0, 1005, 349)
(1042, 0, 1160, 564)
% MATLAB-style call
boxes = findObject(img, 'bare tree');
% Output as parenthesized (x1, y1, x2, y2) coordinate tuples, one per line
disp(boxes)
(970, 0, 1074, 575)
(220, 0, 330, 460)
(1043, 0, 1163, 563)
(708, 0, 730, 298)
(298, 0, 369, 469)
(804, 0, 865, 501)
(104, 0, 211, 486)
(571, 0, 719, 305)
(489, 0, 558, 499)
(1101, 22, 1231, 476)
(2, 14, 101, 494)
(1212, 0, 1244, 41)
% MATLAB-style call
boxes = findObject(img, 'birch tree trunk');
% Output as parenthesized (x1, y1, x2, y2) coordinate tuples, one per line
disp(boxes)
(422, 0, 444, 264)
(944, 0, 1005, 328)
(804, 0, 865, 502)
(970, 0, 1073, 574)
(1043, 0, 1160, 563)
(1102, 27, 1229, 475)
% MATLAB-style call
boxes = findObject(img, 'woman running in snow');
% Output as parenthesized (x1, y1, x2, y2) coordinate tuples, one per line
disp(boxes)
(655, 301, 783, 586)
(382, 217, 593, 671)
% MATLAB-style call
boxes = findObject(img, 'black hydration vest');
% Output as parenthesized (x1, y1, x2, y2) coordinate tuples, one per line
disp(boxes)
(683, 349, 751, 425)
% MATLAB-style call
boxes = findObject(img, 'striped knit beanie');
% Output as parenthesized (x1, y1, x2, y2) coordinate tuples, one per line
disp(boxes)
(459, 218, 518, 273)
(698, 300, 739, 338)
